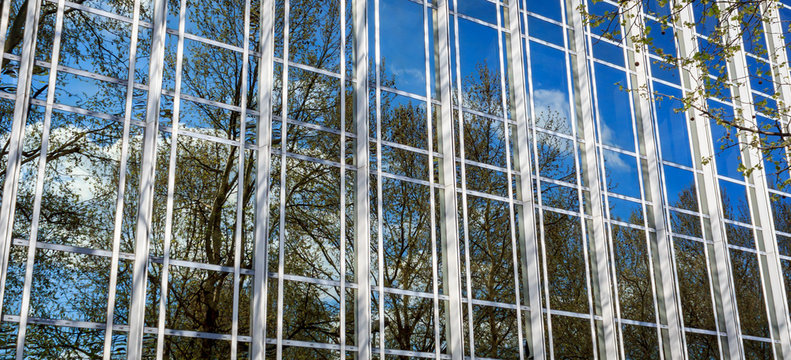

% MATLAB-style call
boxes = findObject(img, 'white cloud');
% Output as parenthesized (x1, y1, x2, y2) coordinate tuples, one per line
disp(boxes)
(533, 89, 570, 132)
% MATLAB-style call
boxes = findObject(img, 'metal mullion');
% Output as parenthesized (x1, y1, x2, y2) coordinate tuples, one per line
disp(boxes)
(0, 0, 15, 68)
(128, 0, 168, 357)
(561, 6, 600, 360)
(422, 0, 442, 356)
(153, 0, 185, 357)
(566, 0, 619, 357)
(373, 0, 385, 357)
(0, 0, 43, 320)
(352, 0, 372, 357)
(763, 2, 791, 342)
(591, 81, 626, 358)
(339, 0, 347, 356)
(495, 1, 529, 359)
(446, 0, 476, 357)
(436, 0, 465, 358)
(103, 0, 143, 357)
(521, 0, 559, 351)
(621, 4, 686, 358)
(230, 0, 253, 357)
(14, 0, 63, 357)
(720, 3, 791, 357)
(275, 0, 289, 357)
(555, 0, 600, 355)
(673, 1, 742, 358)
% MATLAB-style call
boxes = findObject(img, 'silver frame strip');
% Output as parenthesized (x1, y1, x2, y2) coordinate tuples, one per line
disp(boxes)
(720, 2, 791, 357)
(103, 0, 142, 357)
(128, 0, 168, 357)
(154, 0, 186, 357)
(230, 0, 253, 356)
(503, 0, 546, 358)
(275, 0, 289, 357)
(674, 2, 743, 358)
(15, 0, 63, 357)
(353, 0, 372, 357)
(434, 0, 465, 359)
(567, 0, 620, 357)
(621, 3, 686, 358)
(0, 0, 44, 320)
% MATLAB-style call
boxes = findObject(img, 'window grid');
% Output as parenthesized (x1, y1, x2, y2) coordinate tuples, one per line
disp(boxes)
(0, 0, 790, 359)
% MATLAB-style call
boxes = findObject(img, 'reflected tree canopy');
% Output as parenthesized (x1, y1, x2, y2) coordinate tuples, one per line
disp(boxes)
(0, 0, 784, 359)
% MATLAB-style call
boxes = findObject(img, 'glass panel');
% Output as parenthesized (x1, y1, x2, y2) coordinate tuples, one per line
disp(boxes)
(380, 178, 433, 293)
(621, 324, 659, 359)
(550, 315, 594, 358)
(743, 339, 774, 360)
(30, 250, 109, 323)
(465, 196, 515, 303)
(730, 249, 769, 338)
(378, 0, 426, 96)
(664, 165, 697, 211)
(167, 265, 234, 334)
(686, 332, 720, 360)
(594, 64, 634, 151)
(529, 42, 572, 134)
(674, 238, 716, 330)
(543, 211, 589, 313)
(288, 0, 341, 72)
(471, 305, 519, 359)
(454, 17, 503, 117)
(653, 84, 691, 166)
(22, 325, 104, 358)
(603, 150, 641, 199)
(383, 293, 436, 352)
(168, 136, 239, 266)
(719, 179, 750, 223)
(59, 9, 132, 79)
(535, 132, 577, 183)
(35, 110, 123, 250)
(282, 281, 341, 344)
(612, 225, 655, 322)
(283, 158, 341, 280)
(162, 335, 232, 359)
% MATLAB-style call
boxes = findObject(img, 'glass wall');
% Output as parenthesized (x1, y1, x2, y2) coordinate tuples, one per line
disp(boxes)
(0, 0, 789, 359)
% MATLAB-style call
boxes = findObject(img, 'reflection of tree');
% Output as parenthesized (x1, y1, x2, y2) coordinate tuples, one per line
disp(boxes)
(0, 1, 732, 359)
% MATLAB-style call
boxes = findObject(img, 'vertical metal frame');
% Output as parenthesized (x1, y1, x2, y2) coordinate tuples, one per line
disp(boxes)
(14, 0, 65, 357)
(620, 3, 686, 359)
(103, 0, 143, 358)
(433, 0, 465, 359)
(274, 0, 289, 357)
(566, 0, 620, 357)
(673, 2, 743, 358)
(0, 0, 44, 319)
(527, 0, 600, 356)
(250, 0, 276, 357)
(493, 2, 527, 359)
(339, 0, 348, 356)
(371, 0, 385, 356)
(3, 1, 791, 358)
(154, 0, 186, 357)
(763, 0, 791, 171)
(352, 0, 372, 357)
(763, 2, 791, 353)
(719, 2, 791, 357)
(128, 0, 169, 357)
(448, 0, 475, 356)
(231, 0, 253, 357)
(422, 0, 442, 358)
(503, 0, 546, 359)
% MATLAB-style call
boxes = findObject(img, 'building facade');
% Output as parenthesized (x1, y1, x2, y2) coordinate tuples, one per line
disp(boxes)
(0, 0, 790, 359)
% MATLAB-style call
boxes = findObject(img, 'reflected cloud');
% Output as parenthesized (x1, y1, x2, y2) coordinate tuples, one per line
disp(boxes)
(533, 89, 571, 133)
